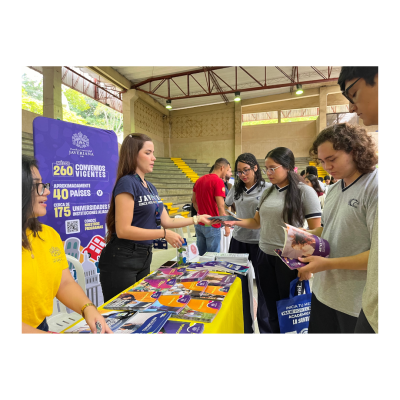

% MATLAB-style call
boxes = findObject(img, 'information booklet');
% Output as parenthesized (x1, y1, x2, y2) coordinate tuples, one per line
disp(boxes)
(174, 298, 222, 323)
(160, 280, 208, 297)
(143, 294, 191, 314)
(64, 311, 136, 333)
(155, 267, 187, 276)
(191, 261, 249, 276)
(160, 320, 205, 334)
(201, 272, 236, 287)
(113, 311, 172, 334)
(187, 283, 231, 302)
(103, 291, 161, 311)
(274, 224, 330, 270)
(144, 276, 177, 290)
(178, 270, 210, 282)
(128, 281, 163, 293)
(208, 215, 241, 222)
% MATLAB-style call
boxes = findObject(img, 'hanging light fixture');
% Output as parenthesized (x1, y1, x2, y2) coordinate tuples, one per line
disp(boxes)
(234, 92, 241, 102)
(296, 84, 303, 95)
(166, 99, 172, 109)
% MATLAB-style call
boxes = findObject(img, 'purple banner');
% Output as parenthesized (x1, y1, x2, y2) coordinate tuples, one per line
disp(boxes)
(33, 117, 118, 306)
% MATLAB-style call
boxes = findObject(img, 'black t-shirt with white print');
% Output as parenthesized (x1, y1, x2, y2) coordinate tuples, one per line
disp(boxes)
(113, 174, 164, 245)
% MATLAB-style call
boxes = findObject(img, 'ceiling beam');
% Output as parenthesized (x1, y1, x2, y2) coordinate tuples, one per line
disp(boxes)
(132, 67, 230, 89)
(242, 84, 342, 107)
(135, 78, 339, 101)
(86, 66, 132, 90)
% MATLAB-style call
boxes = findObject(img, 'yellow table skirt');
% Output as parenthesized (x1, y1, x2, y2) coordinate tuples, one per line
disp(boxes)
(63, 272, 245, 334)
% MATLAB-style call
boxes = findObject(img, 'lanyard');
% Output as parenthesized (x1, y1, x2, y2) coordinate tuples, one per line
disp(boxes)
(134, 174, 161, 226)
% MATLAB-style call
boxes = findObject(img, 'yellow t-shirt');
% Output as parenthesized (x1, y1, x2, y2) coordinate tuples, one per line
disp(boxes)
(22, 224, 69, 328)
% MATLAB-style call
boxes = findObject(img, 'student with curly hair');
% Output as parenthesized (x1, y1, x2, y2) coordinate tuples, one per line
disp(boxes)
(298, 122, 378, 333)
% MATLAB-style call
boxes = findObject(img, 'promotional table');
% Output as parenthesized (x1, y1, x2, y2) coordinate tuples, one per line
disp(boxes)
(96, 266, 245, 334)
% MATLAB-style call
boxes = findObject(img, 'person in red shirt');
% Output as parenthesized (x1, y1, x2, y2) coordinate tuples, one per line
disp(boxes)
(192, 158, 231, 255)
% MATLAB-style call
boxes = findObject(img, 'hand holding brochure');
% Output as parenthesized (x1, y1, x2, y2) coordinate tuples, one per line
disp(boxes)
(274, 224, 330, 270)
(208, 215, 241, 222)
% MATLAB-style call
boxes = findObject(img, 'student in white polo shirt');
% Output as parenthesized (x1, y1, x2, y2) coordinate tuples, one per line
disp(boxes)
(225, 153, 269, 333)
(298, 123, 378, 333)
(221, 147, 322, 333)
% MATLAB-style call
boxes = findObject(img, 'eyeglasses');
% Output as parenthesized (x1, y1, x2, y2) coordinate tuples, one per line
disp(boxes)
(236, 168, 252, 177)
(34, 183, 51, 195)
(342, 77, 361, 104)
(262, 165, 282, 175)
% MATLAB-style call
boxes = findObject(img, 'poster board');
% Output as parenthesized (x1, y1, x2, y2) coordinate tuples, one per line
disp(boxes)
(33, 117, 118, 306)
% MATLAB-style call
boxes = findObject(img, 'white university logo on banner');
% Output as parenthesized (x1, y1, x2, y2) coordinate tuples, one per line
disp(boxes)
(72, 132, 89, 148)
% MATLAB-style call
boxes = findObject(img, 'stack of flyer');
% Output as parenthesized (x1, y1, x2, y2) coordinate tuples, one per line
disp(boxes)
(187, 261, 249, 276)
(63, 311, 172, 334)
(159, 320, 205, 334)
(215, 253, 249, 265)
(199, 252, 218, 262)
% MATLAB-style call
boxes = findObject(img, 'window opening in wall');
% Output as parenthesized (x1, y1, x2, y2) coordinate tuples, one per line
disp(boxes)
(280, 107, 319, 123)
(326, 112, 358, 126)
(242, 111, 278, 125)
(22, 67, 124, 144)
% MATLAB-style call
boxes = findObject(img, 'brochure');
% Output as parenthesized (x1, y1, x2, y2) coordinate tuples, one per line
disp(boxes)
(103, 291, 162, 311)
(113, 311, 172, 334)
(161, 280, 208, 297)
(128, 280, 163, 293)
(179, 270, 210, 282)
(160, 320, 205, 334)
(197, 261, 249, 276)
(201, 272, 236, 286)
(154, 267, 187, 276)
(174, 298, 222, 323)
(208, 215, 241, 222)
(189, 283, 231, 302)
(144, 276, 177, 290)
(274, 224, 330, 270)
(64, 311, 136, 333)
(143, 294, 191, 314)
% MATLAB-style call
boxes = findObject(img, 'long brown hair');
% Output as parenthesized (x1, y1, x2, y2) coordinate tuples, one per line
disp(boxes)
(260, 147, 306, 227)
(105, 133, 153, 243)
(22, 155, 43, 251)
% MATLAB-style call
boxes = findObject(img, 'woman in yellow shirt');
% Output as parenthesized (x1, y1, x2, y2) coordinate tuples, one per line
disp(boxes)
(22, 155, 112, 333)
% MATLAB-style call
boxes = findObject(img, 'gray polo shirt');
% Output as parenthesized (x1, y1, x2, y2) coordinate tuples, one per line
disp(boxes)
(312, 170, 378, 317)
(362, 204, 378, 332)
(225, 181, 270, 244)
(256, 183, 322, 256)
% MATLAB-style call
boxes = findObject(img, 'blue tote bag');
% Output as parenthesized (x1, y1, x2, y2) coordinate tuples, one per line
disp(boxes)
(276, 278, 312, 334)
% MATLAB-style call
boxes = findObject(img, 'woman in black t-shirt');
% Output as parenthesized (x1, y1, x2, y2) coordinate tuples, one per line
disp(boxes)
(99, 134, 210, 302)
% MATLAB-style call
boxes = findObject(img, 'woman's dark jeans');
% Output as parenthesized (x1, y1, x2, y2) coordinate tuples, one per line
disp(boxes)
(99, 236, 153, 303)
